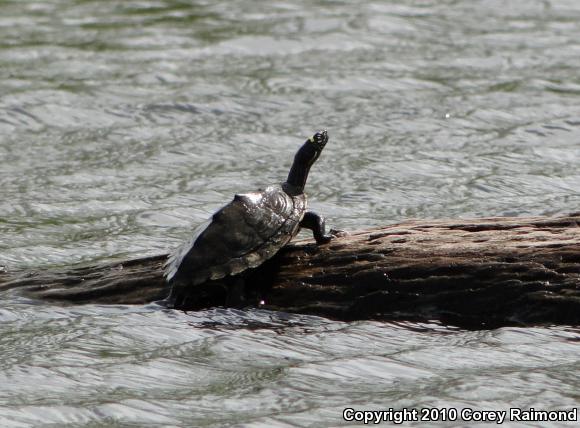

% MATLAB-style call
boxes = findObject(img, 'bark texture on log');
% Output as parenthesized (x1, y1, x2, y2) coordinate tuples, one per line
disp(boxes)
(1, 214, 580, 328)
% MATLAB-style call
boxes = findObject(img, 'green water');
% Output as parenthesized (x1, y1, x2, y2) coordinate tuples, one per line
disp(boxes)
(1, 1, 580, 427)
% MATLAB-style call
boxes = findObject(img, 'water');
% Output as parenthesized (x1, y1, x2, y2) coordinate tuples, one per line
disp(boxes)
(1, 0, 580, 426)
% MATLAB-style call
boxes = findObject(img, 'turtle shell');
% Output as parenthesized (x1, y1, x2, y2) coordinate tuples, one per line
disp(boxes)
(165, 184, 306, 286)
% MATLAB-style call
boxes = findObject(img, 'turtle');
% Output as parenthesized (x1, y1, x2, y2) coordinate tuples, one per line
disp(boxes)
(164, 129, 334, 308)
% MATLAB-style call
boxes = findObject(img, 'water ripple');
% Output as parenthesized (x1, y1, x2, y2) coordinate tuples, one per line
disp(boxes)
(2, 0, 580, 426)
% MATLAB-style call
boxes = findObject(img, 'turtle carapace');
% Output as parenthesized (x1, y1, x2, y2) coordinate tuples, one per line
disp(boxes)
(164, 130, 333, 308)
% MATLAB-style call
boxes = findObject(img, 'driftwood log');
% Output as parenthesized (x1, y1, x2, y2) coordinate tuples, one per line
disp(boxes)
(1, 214, 580, 328)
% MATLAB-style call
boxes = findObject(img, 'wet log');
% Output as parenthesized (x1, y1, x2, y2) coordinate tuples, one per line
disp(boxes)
(1, 213, 580, 328)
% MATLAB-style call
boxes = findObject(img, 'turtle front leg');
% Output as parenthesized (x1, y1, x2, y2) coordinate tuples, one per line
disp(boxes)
(300, 211, 333, 244)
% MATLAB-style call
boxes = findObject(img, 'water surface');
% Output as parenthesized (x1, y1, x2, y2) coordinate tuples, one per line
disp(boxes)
(1, 0, 580, 426)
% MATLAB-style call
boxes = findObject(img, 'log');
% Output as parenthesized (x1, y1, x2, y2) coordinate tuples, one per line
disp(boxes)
(1, 213, 580, 328)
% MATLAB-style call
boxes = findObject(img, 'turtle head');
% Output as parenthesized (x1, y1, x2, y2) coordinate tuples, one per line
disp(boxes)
(307, 129, 328, 151)
(285, 129, 328, 194)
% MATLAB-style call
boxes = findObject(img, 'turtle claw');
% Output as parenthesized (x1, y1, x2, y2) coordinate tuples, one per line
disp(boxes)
(330, 228, 348, 238)
(317, 229, 347, 244)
